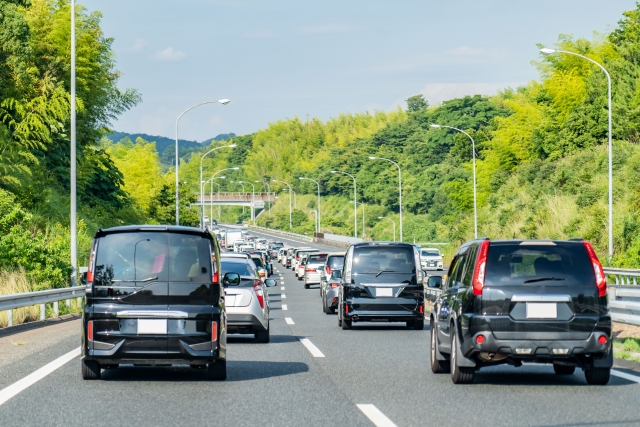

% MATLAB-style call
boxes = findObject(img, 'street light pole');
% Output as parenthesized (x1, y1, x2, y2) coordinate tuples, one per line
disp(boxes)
(238, 181, 255, 222)
(368, 157, 402, 241)
(430, 124, 478, 239)
(70, 0, 77, 287)
(300, 177, 321, 232)
(206, 166, 238, 228)
(331, 170, 357, 238)
(231, 181, 246, 221)
(255, 181, 272, 215)
(205, 176, 225, 227)
(199, 144, 236, 228)
(175, 98, 230, 225)
(310, 210, 318, 232)
(378, 216, 396, 242)
(273, 179, 293, 229)
(357, 201, 365, 238)
(541, 47, 613, 258)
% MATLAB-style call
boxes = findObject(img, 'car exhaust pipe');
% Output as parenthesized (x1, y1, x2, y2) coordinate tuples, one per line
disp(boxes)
(351, 315, 359, 322)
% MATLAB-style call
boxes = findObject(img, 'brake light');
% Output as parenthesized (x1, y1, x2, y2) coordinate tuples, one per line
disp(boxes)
(583, 241, 607, 297)
(87, 321, 94, 341)
(326, 265, 332, 275)
(476, 335, 485, 344)
(330, 282, 340, 288)
(598, 335, 607, 345)
(472, 240, 490, 296)
(213, 271, 219, 283)
(212, 321, 218, 341)
(419, 305, 423, 314)
(345, 304, 349, 314)
(254, 280, 265, 309)
(306, 268, 316, 273)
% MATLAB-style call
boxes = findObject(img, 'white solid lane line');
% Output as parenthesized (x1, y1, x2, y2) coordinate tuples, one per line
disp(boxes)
(282, 294, 286, 299)
(357, 404, 398, 427)
(0, 346, 80, 406)
(299, 338, 325, 358)
(285, 317, 295, 325)
(281, 286, 285, 290)
(612, 369, 640, 383)
(282, 304, 288, 310)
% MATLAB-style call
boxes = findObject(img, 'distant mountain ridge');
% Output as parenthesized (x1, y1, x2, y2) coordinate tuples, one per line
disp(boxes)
(106, 131, 236, 154)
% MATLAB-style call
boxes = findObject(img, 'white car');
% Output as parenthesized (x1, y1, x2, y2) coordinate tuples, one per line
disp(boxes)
(420, 247, 444, 270)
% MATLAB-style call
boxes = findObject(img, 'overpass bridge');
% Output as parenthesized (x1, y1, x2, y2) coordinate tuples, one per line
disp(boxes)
(195, 192, 275, 221)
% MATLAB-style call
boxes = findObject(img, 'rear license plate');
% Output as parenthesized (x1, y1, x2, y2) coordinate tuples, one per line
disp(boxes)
(526, 303, 557, 319)
(137, 319, 167, 334)
(376, 288, 393, 297)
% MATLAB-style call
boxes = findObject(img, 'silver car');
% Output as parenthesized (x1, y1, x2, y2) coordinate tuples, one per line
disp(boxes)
(296, 250, 319, 280)
(319, 252, 346, 288)
(322, 270, 342, 314)
(221, 258, 277, 342)
(249, 255, 268, 280)
(303, 253, 328, 289)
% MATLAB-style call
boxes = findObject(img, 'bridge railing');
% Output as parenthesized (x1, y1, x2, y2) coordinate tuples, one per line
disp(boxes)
(198, 192, 275, 201)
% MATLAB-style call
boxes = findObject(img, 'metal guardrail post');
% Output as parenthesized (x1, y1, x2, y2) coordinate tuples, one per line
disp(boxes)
(7, 310, 12, 327)
(54, 301, 59, 317)
(40, 304, 45, 321)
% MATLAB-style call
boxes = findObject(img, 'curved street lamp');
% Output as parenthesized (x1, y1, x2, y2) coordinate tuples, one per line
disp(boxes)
(300, 177, 321, 232)
(378, 216, 396, 242)
(203, 176, 225, 227)
(238, 181, 256, 222)
(430, 124, 478, 238)
(256, 180, 272, 215)
(368, 157, 402, 241)
(204, 167, 238, 229)
(199, 144, 236, 227)
(175, 98, 230, 225)
(331, 170, 357, 238)
(541, 47, 613, 258)
(273, 179, 293, 229)
(231, 180, 246, 221)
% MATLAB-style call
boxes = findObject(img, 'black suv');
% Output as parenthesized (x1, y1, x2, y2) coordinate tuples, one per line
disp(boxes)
(338, 242, 424, 330)
(81, 225, 229, 380)
(430, 238, 611, 385)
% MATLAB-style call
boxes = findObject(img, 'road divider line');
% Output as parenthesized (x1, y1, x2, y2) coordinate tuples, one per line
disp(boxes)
(0, 347, 81, 406)
(282, 294, 286, 299)
(281, 286, 285, 290)
(299, 338, 325, 358)
(356, 404, 397, 427)
(285, 317, 295, 325)
(612, 369, 640, 383)
(282, 304, 288, 310)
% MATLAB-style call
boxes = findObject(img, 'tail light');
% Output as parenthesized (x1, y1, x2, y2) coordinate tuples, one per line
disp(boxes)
(419, 305, 423, 314)
(87, 321, 94, 341)
(212, 321, 218, 342)
(472, 240, 490, 296)
(476, 334, 485, 344)
(583, 241, 607, 297)
(326, 265, 332, 275)
(345, 304, 349, 314)
(598, 335, 607, 345)
(212, 271, 219, 283)
(306, 268, 316, 273)
(260, 271, 266, 277)
(330, 282, 340, 288)
(87, 240, 98, 282)
(254, 280, 265, 309)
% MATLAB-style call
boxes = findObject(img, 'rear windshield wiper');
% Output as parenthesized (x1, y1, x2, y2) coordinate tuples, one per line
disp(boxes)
(375, 270, 396, 277)
(523, 277, 566, 284)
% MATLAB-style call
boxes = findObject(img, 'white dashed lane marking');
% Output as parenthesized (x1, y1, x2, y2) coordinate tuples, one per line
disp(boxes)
(282, 294, 286, 299)
(280, 286, 285, 290)
(299, 338, 325, 358)
(285, 317, 295, 325)
(282, 304, 288, 310)
(612, 369, 640, 383)
(357, 404, 398, 427)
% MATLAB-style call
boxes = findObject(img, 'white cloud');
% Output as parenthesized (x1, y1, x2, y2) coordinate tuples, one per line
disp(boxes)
(418, 82, 523, 104)
(445, 46, 484, 56)
(140, 113, 167, 136)
(154, 47, 187, 62)
(244, 30, 277, 39)
(297, 24, 355, 35)
(127, 37, 148, 53)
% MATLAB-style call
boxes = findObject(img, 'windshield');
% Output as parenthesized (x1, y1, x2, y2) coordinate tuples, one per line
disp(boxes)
(485, 242, 595, 287)
(328, 256, 344, 270)
(421, 250, 441, 257)
(94, 232, 212, 284)
(221, 260, 256, 278)
(307, 255, 327, 264)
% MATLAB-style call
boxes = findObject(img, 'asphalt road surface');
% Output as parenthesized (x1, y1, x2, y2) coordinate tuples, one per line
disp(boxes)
(1, 228, 640, 427)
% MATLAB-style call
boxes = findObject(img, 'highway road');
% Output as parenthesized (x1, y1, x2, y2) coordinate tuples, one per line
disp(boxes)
(2, 228, 640, 426)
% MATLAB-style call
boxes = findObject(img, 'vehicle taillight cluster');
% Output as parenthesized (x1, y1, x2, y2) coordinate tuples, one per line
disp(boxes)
(87, 240, 98, 282)
(583, 241, 607, 297)
(87, 320, 94, 341)
(472, 240, 490, 296)
(212, 321, 218, 342)
(254, 280, 265, 309)
(326, 265, 332, 275)
(330, 282, 340, 288)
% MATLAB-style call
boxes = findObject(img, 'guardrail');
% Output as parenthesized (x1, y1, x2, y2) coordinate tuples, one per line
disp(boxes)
(1, 286, 86, 327)
(247, 225, 314, 242)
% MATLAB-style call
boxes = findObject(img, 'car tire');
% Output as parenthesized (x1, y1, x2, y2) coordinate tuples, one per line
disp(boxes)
(322, 298, 328, 314)
(329, 307, 336, 314)
(304, 282, 309, 289)
(412, 319, 425, 330)
(81, 359, 101, 380)
(341, 317, 352, 330)
(206, 360, 227, 381)
(450, 330, 474, 384)
(255, 324, 270, 343)
(553, 364, 576, 375)
(585, 367, 610, 385)
(430, 322, 449, 374)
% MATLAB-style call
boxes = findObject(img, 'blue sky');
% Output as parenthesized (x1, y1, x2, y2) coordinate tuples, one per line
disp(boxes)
(81, 0, 636, 141)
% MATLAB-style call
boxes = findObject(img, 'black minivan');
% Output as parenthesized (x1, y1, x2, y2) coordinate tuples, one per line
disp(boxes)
(81, 225, 230, 380)
(338, 242, 425, 330)
(430, 238, 612, 385)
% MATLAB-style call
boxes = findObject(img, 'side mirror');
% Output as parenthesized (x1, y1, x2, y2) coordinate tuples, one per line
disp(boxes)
(80, 272, 88, 285)
(265, 279, 277, 287)
(223, 272, 241, 287)
(427, 276, 442, 289)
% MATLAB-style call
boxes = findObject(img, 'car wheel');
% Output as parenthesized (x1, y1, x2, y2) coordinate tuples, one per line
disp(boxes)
(430, 322, 449, 373)
(206, 360, 227, 380)
(341, 310, 352, 330)
(450, 329, 474, 384)
(553, 364, 575, 375)
(304, 282, 309, 289)
(413, 319, 425, 330)
(322, 297, 328, 314)
(585, 367, 610, 385)
(329, 307, 336, 314)
(255, 324, 270, 343)
(81, 359, 101, 380)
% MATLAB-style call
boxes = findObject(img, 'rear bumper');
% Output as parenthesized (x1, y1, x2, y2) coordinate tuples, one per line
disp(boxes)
(305, 272, 321, 284)
(325, 287, 339, 308)
(226, 310, 267, 332)
(344, 297, 424, 322)
(84, 338, 221, 364)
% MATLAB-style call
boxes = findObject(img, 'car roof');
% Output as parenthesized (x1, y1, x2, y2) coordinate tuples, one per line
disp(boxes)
(221, 253, 250, 258)
(95, 225, 211, 239)
(327, 252, 346, 257)
(351, 242, 414, 248)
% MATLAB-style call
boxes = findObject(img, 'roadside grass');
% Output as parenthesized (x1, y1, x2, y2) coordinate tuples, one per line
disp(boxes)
(0, 269, 83, 328)
(614, 337, 640, 363)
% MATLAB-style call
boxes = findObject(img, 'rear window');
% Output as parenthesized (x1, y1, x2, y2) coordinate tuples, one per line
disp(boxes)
(485, 242, 595, 287)
(94, 232, 212, 284)
(308, 255, 327, 263)
(250, 258, 264, 268)
(352, 246, 416, 274)
(328, 256, 344, 270)
(272, 243, 284, 248)
(421, 249, 441, 257)
(221, 260, 256, 278)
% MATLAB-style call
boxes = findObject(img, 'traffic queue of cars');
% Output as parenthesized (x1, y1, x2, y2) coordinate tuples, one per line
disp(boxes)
(81, 225, 612, 386)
